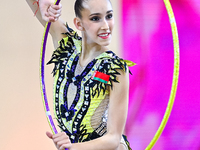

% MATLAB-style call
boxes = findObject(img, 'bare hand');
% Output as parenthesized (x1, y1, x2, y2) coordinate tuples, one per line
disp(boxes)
(39, 0, 62, 22)
(46, 131, 72, 150)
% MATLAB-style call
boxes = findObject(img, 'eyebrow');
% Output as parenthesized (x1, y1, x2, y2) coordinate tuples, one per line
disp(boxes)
(89, 10, 113, 17)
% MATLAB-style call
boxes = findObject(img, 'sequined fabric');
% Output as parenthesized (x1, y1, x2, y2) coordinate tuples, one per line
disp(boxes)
(47, 24, 134, 149)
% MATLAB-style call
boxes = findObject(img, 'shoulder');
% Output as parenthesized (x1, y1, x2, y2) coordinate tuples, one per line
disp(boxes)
(97, 51, 135, 74)
(51, 22, 82, 50)
(56, 24, 82, 53)
(50, 23, 82, 56)
(95, 51, 135, 87)
(47, 24, 82, 76)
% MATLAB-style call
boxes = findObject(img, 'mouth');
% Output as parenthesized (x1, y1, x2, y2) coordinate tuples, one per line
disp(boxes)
(98, 33, 110, 39)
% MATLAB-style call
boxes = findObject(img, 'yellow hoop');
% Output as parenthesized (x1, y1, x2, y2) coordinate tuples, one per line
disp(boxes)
(145, 0, 180, 149)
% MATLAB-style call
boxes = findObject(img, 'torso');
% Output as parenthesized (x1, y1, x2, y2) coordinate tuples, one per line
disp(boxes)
(47, 26, 132, 146)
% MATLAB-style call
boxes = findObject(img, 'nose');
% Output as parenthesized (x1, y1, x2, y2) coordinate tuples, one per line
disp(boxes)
(101, 19, 109, 30)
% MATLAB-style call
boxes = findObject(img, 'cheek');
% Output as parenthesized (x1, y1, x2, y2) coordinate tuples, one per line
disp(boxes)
(86, 24, 99, 34)
(84, 23, 96, 32)
(83, 23, 90, 31)
(109, 22, 114, 31)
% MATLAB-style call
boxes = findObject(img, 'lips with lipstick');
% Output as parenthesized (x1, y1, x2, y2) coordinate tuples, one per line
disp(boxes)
(98, 33, 110, 39)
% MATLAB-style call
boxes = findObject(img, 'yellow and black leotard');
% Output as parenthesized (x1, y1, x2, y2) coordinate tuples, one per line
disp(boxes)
(47, 24, 134, 149)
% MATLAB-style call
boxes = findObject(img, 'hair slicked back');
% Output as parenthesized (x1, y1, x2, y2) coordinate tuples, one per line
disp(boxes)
(74, 0, 112, 19)
(74, 0, 85, 19)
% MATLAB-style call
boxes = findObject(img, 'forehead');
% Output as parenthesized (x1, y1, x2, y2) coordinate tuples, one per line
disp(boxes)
(82, 0, 113, 14)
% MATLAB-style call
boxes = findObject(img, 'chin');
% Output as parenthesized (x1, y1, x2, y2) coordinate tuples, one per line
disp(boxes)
(99, 40, 112, 47)
(102, 42, 110, 46)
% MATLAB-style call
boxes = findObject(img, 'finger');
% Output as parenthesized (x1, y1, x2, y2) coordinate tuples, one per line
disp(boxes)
(50, 3, 62, 10)
(59, 143, 72, 150)
(53, 132, 69, 141)
(57, 140, 71, 149)
(47, 8, 61, 22)
(49, 16, 56, 22)
(46, 131, 53, 139)
(44, 12, 57, 22)
(48, 5, 61, 15)
(53, 18, 58, 22)
(53, 135, 70, 146)
(47, 10, 61, 19)
(52, 133, 71, 149)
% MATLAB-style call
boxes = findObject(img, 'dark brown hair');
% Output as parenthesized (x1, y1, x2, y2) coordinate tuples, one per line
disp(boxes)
(74, 0, 86, 19)
(74, 0, 111, 19)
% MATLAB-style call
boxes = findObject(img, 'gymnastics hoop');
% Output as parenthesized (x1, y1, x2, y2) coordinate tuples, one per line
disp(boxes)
(39, 0, 69, 149)
(145, 0, 180, 149)
(39, 0, 179, 150)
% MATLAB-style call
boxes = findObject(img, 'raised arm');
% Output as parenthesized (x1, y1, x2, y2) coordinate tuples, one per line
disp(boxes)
(26, 0, 68, 48)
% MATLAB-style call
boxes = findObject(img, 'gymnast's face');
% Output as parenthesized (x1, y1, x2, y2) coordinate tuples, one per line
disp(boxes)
(75, 0, 114, 46)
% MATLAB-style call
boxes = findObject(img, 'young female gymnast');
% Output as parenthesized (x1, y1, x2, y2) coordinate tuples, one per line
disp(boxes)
(26, 0, 134, 149)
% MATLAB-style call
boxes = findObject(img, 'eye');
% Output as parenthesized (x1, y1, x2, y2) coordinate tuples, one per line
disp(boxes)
(90, 16, 100, 21)
(106, 14, 113, 19)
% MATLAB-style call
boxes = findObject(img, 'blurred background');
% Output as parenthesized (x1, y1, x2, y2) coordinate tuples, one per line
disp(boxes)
(0, 0, 200, 149)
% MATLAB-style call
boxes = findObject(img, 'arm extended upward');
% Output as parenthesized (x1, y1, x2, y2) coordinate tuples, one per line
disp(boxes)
(26, 0, 68, 48)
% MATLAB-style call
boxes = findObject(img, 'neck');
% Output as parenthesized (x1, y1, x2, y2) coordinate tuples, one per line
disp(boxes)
(79, 34, 108, 67)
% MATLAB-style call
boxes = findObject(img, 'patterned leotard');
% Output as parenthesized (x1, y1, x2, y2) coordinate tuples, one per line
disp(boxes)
(47, 24, 134, 149)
